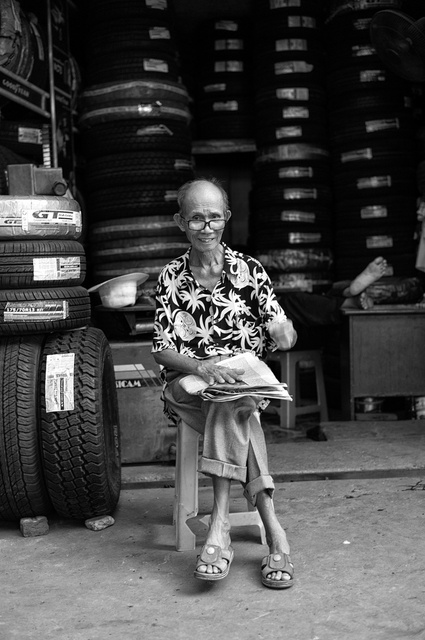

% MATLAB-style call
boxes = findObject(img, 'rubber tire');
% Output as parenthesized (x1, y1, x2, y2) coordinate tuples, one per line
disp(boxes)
(90, 236, 188, 262)
(0, 335, 53, 521)
(89, 215, 181, 241)
(0, 286, 91, 335)
(0, 195, 82, 240)
(39, 327, 121, 520)
(0, 240, 86, 288)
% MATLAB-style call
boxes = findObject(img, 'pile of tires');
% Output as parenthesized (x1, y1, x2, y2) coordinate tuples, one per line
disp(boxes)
(249, 0, 334, 293)
(0, 195, 121, 523)
(79, 0, 192, 288)
(192, 18, 255, 140)
(325, 0, 418, 279)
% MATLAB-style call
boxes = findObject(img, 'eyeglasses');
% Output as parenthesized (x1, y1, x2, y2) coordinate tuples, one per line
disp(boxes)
(182, 218, 226, 231)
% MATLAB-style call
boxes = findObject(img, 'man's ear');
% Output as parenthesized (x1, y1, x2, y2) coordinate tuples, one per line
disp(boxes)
(174, 212, 185, 231)
(225, 209, 232, 221)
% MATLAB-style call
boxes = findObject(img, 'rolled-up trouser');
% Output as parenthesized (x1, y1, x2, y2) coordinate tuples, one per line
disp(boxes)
(164, 374, 275, 506)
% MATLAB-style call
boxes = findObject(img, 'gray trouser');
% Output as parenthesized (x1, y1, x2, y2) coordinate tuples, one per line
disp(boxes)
(164, 374, 275, 506)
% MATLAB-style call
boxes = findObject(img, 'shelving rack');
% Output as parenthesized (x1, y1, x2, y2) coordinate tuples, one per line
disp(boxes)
(0, 0, 77, 188)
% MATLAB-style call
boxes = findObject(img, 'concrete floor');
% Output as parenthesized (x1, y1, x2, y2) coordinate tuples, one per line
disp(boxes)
(1, 421, 425, 640)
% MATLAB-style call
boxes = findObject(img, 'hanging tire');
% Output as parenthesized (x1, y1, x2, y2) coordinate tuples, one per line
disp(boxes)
(0, 286, 91, 335)
(0, 335, 53, 521)
(39, 327, 121, 520)
(0, 240, 86, 288)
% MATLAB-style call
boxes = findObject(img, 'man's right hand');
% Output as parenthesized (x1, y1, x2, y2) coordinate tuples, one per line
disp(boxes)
(196, 360, 245, 386)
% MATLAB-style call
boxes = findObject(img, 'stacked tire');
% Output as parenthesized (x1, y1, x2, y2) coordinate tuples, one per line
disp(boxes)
(250, 0, 334, 293)
(80, 0, 192, 288)
(325, 0, 418, 279)
(192, 18, 255, 141)
(0, 196, 121, 523)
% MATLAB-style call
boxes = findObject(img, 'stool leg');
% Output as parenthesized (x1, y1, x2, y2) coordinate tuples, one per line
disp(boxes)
(174, 421, 199, 551)
(285, 352, 297, 430)
(314, 354, 329, 422)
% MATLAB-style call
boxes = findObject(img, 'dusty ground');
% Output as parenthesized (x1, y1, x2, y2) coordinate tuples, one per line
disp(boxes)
(1, 474, 425, 640)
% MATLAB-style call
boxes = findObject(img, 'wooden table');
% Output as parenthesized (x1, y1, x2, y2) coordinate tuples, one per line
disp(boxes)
(340, 305, 425, 419)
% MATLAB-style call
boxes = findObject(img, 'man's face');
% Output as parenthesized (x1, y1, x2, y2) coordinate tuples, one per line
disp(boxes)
(174, 182, 231, 253)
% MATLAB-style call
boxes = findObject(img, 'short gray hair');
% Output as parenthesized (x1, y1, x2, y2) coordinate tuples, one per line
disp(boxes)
(177, 177, 229, 216)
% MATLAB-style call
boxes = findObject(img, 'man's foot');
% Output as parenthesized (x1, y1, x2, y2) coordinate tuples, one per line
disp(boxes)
(194, 544, 234, 581)
(261, 552, 294, 589)
(346, 256, 388, 297)
(341, 291, 375, 310)
(195, 517, 232, 578)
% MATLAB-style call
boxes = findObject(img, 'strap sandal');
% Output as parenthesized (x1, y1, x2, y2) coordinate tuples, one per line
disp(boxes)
(194, 544, 234, 581)
(261, 552, 294, 589)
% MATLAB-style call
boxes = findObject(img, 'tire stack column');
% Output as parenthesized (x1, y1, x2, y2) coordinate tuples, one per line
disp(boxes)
(79, 0, 194, 289)
(192, 18, 255, 141)
(0, 195, 121, 524)
(325, 0, 418, 280)
(250, 0, 334, 294)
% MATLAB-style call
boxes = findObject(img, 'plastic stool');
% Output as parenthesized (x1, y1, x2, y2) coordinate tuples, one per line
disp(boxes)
(173, 419, 266, 551)
(268, 350, 328, 430)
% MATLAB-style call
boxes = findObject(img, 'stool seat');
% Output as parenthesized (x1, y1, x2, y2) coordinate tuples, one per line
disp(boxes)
(173, 419, 266, 551)
(268, 349, 328, 430)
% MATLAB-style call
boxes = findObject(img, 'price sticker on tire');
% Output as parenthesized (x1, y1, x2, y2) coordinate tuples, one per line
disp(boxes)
(45, 353, 75, 412)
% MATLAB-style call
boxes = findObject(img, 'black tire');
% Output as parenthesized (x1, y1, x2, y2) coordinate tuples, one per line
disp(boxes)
(79, 100, 190, 128)
(87, 185, 179, 221)
(85, 152, 194, 190)
(255, 247, 333, 272)
(0, 335, 53, 521)
(85, 51, 181, 86)
(0, 240, 86, 288)
(89, 215, 180, 242)
(81, 119, 192, 158)
(90, 237, 188, 262)
(0, 286, 91, 335)
(91, 258, 168, 285)
(39, 327, 121, 520)
(0, 121, 44, 161)
(268, 271, 333, 294)
(80, 79, 189, 109)
(256, 142, 329, 163)
(0, 196, 82, 240)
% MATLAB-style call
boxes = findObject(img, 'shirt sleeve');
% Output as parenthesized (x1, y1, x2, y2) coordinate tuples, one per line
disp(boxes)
(253, 258, 289, 352)
(151, 269, 178, 354)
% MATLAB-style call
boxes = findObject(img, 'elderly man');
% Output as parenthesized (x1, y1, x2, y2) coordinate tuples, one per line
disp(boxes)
(152, 178, 297, 588)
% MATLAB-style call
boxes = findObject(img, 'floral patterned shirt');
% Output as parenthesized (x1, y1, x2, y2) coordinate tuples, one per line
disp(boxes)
(152, 243, 288, 380)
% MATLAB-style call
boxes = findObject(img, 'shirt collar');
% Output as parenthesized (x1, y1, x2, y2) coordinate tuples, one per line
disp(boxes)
(180, 243, 237, 289)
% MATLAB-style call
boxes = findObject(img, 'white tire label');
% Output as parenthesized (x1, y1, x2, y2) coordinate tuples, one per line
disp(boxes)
(4, 300, 69, 321)
(33, 257, 81, 281)
(22, 209, 82, 233)
(45, 353, 75, 412)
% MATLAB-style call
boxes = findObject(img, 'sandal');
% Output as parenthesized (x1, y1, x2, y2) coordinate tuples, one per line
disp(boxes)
(194, 544, 234, 581)
(261, 553, 294, 589)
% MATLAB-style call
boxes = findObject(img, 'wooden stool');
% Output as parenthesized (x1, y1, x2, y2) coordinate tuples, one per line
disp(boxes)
(173, 419, 266, 551)
(268, 350, 328, 430)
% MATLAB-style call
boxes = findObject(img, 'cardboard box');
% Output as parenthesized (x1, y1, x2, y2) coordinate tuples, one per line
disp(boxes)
(110, 341, 176, 463)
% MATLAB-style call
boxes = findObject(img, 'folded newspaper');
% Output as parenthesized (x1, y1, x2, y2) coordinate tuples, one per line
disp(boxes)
(179, 352, 292, 402)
